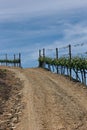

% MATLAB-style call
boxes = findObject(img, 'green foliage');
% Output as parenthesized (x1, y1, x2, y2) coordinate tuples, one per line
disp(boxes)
(38, 56, 87, 70)
(0, 59, 20, 63)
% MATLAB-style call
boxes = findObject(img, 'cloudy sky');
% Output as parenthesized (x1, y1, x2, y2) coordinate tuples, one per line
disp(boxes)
(0, 0, 87, 67)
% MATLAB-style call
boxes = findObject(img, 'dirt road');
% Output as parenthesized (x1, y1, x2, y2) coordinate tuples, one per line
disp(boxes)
(4, 67, 87, 130)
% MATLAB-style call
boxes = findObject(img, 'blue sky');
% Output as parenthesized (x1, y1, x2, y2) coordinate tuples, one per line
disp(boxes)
(0, 0, 87, 68)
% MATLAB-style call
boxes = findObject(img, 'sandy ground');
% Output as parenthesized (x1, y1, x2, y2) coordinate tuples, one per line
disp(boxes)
(1, 67, 87, 130)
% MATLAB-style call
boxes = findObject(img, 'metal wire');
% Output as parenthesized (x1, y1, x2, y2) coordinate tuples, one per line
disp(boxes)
(73, 42, 87, 47)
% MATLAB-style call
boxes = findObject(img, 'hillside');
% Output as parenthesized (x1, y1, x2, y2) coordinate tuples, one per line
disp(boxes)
(0, 67, 24, 129)
(0, 67, 87, 130)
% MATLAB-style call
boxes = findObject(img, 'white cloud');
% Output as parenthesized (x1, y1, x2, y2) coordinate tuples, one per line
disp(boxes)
(63, 23, 87, 42)
(0, 0, 87, 21)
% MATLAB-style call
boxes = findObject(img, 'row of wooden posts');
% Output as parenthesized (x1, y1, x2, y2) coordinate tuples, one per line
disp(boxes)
(38, 45, 87, 86)
(0, 53, 21, 67)
(39, 45, 71, 75)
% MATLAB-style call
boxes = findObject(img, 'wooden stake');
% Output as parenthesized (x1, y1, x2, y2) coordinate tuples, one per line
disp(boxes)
(19, 53, 21, 68)
(69, 44, 72, 80)
(56, 48, 59, 74)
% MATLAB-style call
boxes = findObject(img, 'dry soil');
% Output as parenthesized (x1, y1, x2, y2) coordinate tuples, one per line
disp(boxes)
(1, 67, 87, 130)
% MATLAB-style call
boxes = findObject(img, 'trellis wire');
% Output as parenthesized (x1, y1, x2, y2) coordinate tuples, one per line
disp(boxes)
(39, 43, 87, 86)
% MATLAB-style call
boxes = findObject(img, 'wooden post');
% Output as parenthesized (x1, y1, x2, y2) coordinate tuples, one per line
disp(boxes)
(19, 53, 21, 68)
(81, 70, 84, 84)
(43, 48, 45, 68)
(56, 48, 58, 74)
(69, 44, 72, 80)
(83, 70, 86, 85)
(43, 48, 45, 58)
(6, 54, 7, 66)
(14, 54, 16, 67)
(39, 49, 41, 58)
(39, 49, 42, 67)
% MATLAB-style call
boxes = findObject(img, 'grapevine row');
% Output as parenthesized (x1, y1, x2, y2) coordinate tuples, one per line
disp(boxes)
(0, 59, 20, 63)
(38, 56, 87, 70)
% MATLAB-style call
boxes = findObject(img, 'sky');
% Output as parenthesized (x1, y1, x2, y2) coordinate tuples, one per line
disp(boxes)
(0, 0, 87, 68)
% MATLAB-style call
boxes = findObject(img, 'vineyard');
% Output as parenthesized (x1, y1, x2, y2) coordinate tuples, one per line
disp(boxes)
(0, 53, 21, 67)
(38, 44, 87, 86)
